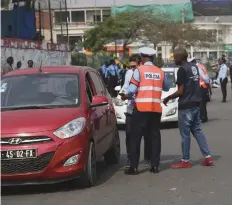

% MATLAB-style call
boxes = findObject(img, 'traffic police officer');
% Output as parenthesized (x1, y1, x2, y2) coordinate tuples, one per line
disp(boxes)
(121, 47, 170, 175)
(188, 57, 210, 123)
(163, 47, 213, 169)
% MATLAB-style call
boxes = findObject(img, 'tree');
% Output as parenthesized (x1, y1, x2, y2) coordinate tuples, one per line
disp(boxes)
(162, 21, 211, 51)
(83, 11, 145, 54)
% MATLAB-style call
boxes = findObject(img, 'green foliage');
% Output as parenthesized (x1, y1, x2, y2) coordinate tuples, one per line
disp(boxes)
(83, 11, 212, 54)
(83, 11, 144, 52)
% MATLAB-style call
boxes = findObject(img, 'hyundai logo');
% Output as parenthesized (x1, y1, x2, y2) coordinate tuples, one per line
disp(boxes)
(8, 138, 22, 145)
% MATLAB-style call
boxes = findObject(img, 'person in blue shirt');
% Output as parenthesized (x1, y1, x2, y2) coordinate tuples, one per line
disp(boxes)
(218, 58, 228, 102)
(100, 61, 109, 84)
(105, 59, 120, 97)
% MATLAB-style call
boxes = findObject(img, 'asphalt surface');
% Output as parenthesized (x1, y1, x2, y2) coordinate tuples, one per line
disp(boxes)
(2, 85, 232, 205)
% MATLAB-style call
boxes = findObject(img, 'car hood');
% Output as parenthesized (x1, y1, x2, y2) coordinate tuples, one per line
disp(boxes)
(1, 108, 85, 134)
(161, 87, 177, 99)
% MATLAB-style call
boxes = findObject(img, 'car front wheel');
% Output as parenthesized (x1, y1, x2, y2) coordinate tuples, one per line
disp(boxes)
(104, 128, 120, 165)
(79, 142, 97, 187)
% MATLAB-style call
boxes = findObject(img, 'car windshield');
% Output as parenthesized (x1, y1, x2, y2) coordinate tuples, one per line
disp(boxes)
(164, 71, 176, 88)
(1, 74, 80, 110)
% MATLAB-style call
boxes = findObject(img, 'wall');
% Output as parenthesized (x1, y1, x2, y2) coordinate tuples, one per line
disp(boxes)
(1, 38, 71, 69)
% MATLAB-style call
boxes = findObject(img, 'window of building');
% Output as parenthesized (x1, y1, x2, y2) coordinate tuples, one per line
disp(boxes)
(71, 11, 85, 22)
(206, 29, 217, 42)
(55, 11, 69, 24)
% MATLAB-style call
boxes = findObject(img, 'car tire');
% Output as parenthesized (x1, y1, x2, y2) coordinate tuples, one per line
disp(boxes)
(79, 142, 97, 187)
(104, 128, 120, 165)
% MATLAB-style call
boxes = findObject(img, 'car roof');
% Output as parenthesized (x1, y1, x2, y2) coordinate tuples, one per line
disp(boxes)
(3, 66, 95, 77)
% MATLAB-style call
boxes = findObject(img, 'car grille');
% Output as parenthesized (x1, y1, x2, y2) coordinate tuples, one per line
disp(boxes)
(1, 136, 53, 146)
(1, 152, 55, 175)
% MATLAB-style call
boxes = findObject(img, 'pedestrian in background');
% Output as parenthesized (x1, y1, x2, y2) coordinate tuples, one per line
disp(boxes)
(28, 60, 34, 68)
(163, 47, 213, 169)
(229, 63, 232, 88)
(188, 57, 210, 123)
(105, 59, 120, 97)
(2, 57, 14, 76)
(100, 61, 109, 84)
(121, 47, 170, 175)
(218, 58, 228, 102)
(15, 61, 22, 70)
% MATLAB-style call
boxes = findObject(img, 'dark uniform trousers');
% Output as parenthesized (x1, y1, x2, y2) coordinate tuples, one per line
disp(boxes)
(125, 113, 151, 162)
(200, 86, 208, 122)
(129, 108, 162, 169)
(107, 76, 118, 97)
(220, 77, 228, 102)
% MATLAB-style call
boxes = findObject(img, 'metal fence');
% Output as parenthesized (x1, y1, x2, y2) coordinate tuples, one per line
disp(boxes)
(71, 52, 113, 69)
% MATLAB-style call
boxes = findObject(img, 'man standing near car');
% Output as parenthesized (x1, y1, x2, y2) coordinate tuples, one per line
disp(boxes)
(218, 58, 228, 102)
(163, 47, 213, 169)
(188, 57, 210, 123)
(120, 56, 137, 168)
(121, 47, 170, 175)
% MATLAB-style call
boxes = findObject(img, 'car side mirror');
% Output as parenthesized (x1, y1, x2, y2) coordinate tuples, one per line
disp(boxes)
(90, 95, 109, 108)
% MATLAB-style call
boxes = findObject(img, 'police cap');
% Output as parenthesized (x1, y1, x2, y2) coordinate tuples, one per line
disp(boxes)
(139, 47, 156, 57)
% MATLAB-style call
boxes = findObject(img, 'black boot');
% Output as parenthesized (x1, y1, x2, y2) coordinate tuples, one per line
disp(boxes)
(124, 167, 139, 175)
(150, 166, 160, 174)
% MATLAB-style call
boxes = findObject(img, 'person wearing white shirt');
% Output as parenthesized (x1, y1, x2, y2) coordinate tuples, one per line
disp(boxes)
(218, 58, 228, 102)
(120, 57, 137, 168)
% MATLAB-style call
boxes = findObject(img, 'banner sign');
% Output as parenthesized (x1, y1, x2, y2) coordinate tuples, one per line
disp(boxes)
(191, 0, 232, 16)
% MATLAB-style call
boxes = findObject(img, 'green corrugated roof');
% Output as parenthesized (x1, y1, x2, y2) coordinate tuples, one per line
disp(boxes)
(111, 2, 194, 23)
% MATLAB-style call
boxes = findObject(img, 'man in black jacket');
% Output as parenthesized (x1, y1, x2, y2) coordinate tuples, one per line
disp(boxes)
(163, 47, 213, 169)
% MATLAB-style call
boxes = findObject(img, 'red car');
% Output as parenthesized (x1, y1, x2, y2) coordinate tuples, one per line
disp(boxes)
(1, 66, 120, 187)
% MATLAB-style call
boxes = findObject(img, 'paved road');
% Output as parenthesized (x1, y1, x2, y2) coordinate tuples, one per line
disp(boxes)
(2, 85, 232, 205)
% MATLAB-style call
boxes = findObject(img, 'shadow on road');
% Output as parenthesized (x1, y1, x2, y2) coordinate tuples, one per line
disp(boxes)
(1, 154, 127, 196)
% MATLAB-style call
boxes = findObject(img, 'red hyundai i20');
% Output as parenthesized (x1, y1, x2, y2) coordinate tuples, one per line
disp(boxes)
(1, 66, 120, 187)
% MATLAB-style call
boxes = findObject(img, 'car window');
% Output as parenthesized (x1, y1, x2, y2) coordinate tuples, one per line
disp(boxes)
(89, 71, 105, 96)
(86, 78, 93, 103)
(164, 71, 176, 88)
(1, 74, 80, 109)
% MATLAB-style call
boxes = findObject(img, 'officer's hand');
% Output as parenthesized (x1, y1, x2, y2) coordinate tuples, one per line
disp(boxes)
(119, 93, 127, 101)
(163, 97, 169, 106)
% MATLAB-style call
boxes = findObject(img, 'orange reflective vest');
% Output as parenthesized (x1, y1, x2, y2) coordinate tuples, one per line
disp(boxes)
(197, 63, 208, 88)
(130, 65, 164, 113)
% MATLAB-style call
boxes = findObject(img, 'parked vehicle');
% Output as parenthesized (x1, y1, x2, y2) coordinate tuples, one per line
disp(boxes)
(113, 67, 179, 124)
(1, 66, 120, 187)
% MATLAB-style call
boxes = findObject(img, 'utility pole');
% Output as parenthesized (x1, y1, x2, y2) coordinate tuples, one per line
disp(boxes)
(48, 0, 53, 44)
(182, 8, 185, 24)
(60, 1, 63, 43)
(38, 2, 42, 39)
(64, 0, 69, 44)
(94, 0, 97, 24)
(114, 0, 117, 57)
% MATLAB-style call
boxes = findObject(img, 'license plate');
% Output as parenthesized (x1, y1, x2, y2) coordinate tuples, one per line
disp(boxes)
(1, 149, 37, 160)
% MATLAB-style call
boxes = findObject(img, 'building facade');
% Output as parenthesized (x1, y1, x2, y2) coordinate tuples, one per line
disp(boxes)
(49, 0, 232, 62)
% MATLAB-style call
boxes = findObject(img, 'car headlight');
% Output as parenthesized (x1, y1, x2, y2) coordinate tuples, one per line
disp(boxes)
(162, 98, 176, 104)
(113, 98, 126, 106)
(53, 117, 86, 139)
(166, 108, 177, 117)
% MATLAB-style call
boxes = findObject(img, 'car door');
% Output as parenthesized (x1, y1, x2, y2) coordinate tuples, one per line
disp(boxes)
(85, 73, 104, 157)
(89, 71, 112, 154)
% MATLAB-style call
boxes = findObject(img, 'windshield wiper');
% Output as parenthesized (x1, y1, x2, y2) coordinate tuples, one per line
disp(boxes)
(1, 105, 55, 111)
